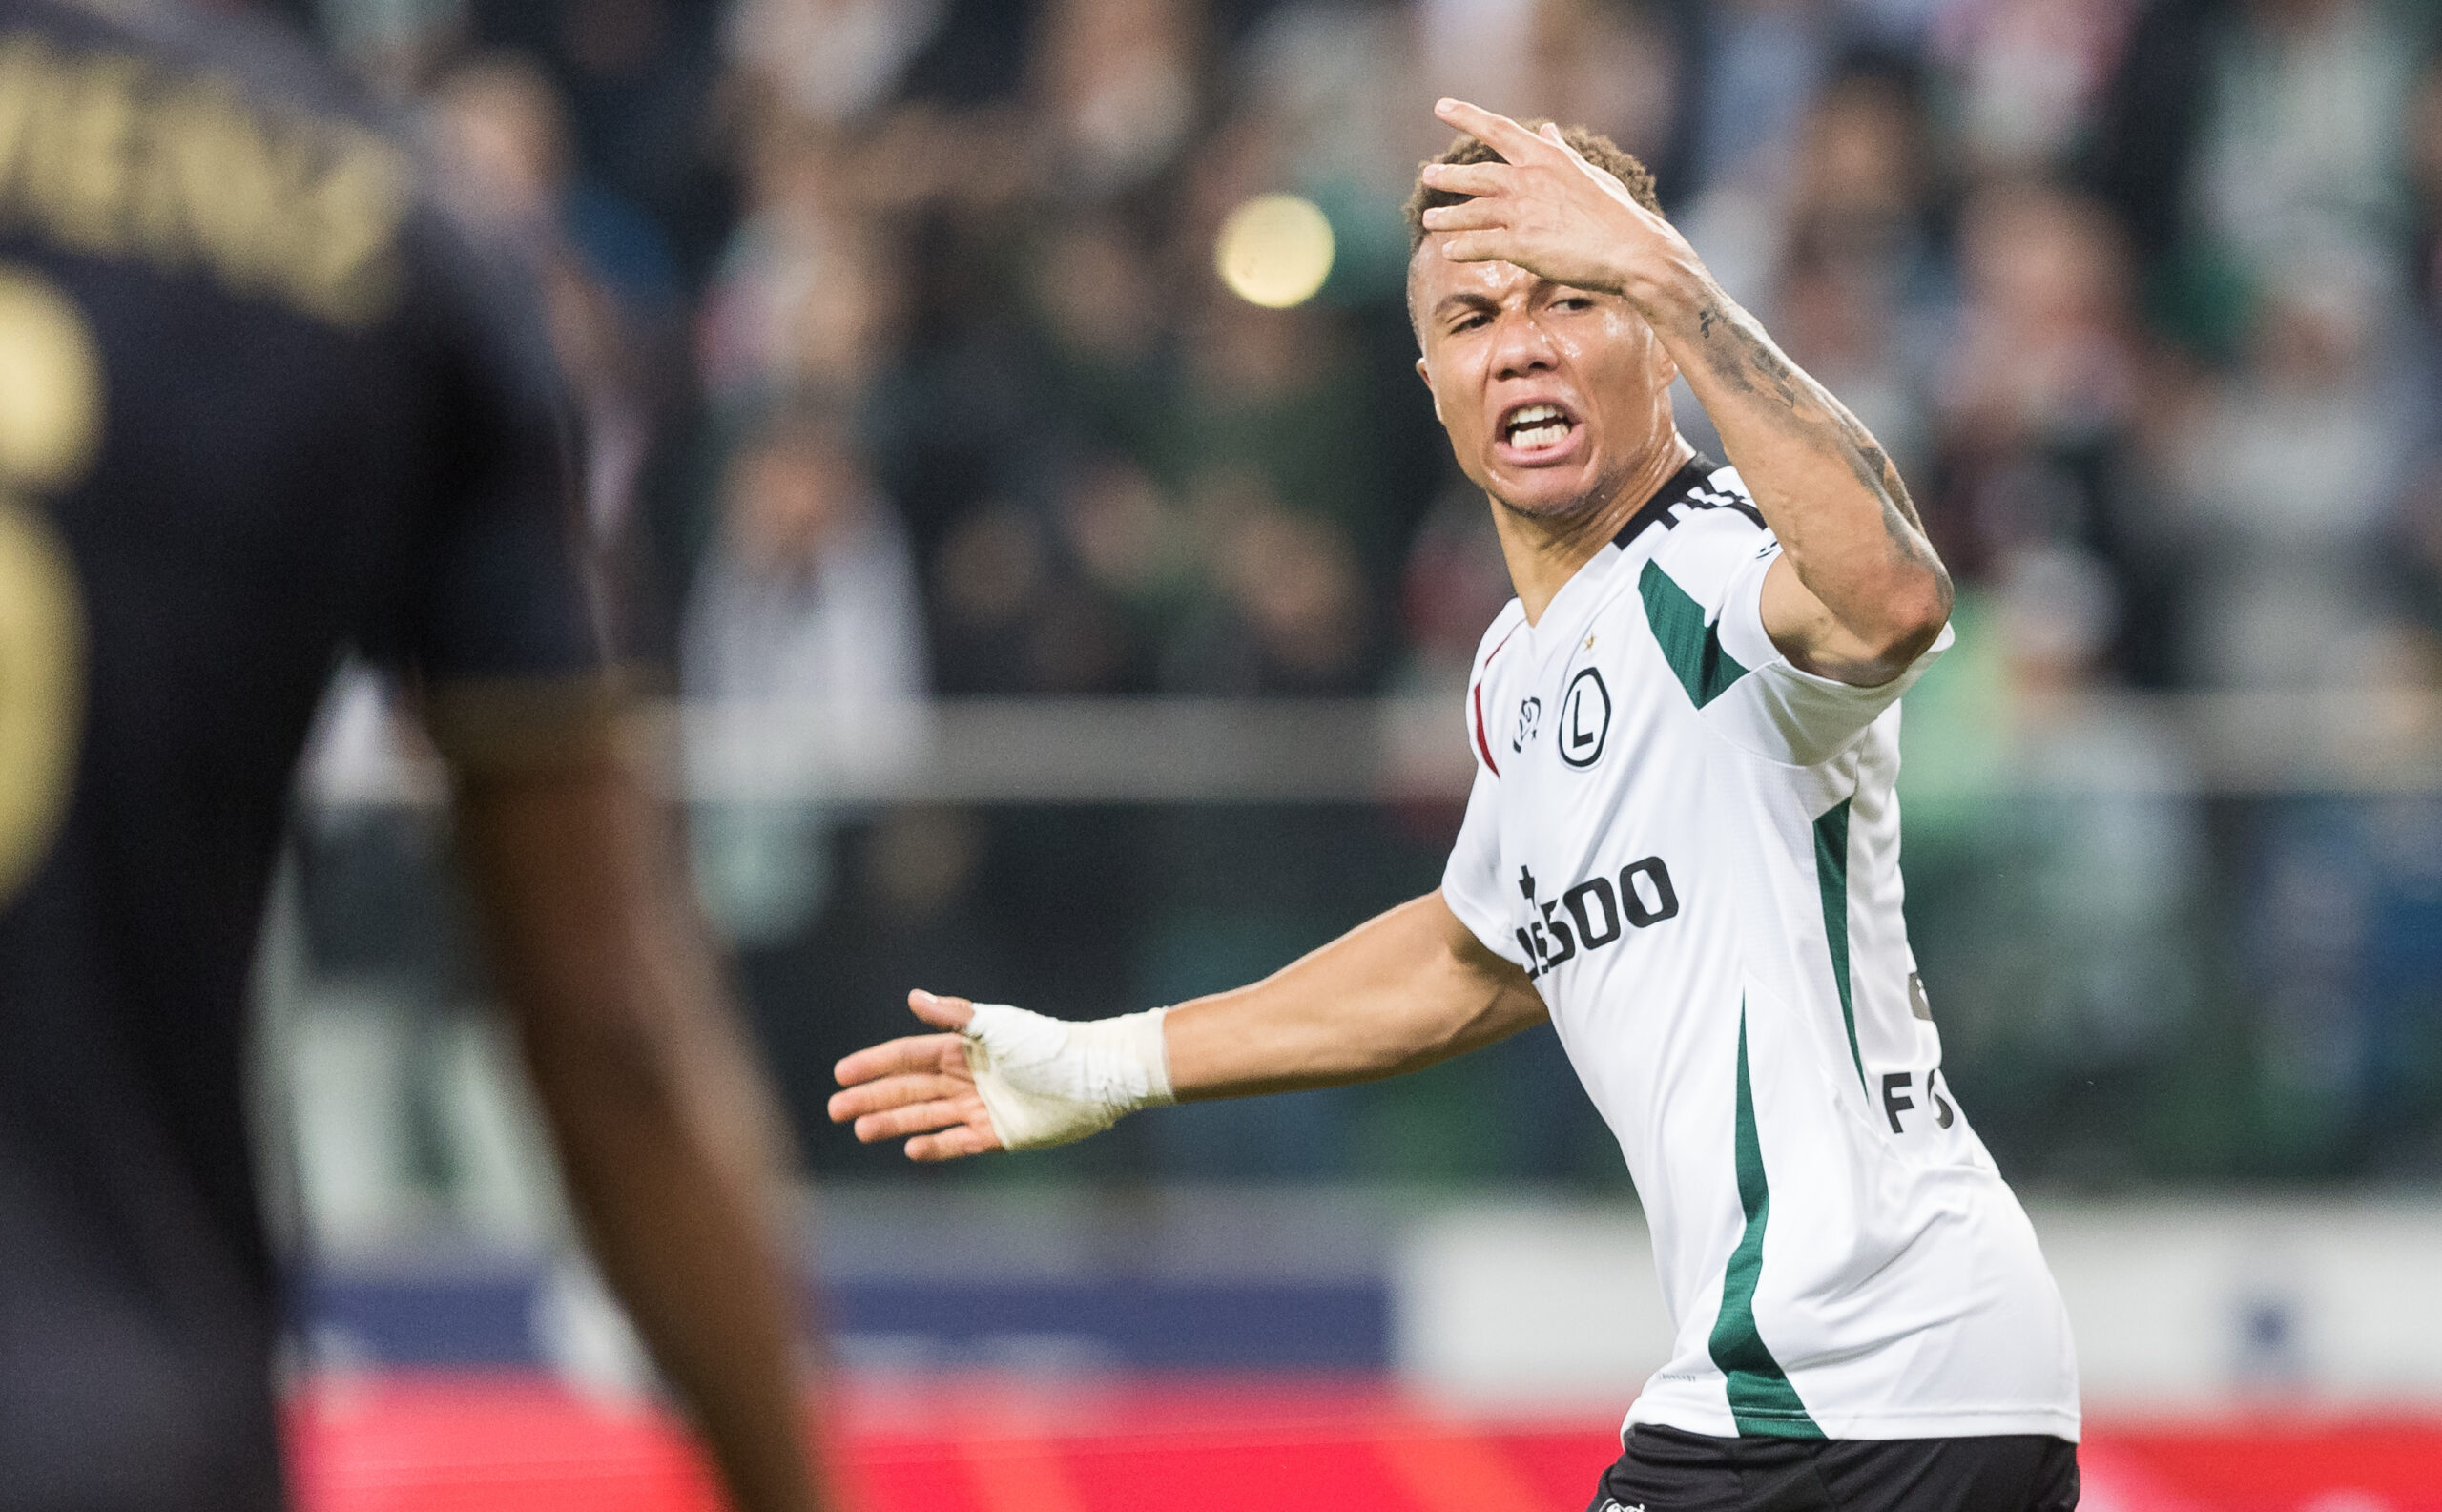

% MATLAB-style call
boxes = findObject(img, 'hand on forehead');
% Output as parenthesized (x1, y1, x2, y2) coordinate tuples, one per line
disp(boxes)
(1406, 99, 1671, 319)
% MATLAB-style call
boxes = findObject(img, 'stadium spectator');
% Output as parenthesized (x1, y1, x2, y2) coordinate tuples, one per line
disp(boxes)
(1016, 209, 1178, 478)
(2090, 0, 2430, 359)
(432, 58, 655, 499)
(1412, 0, 1674, 166)
(1055, 454, 1202, 676)
(1930, 0, 2137, 178)
(723, 0, 946, 128)
(1161, 473, 1376, 695)
(1928, 178, 2168, 677)
(695, 115, 901, 405)
(1761, 62, 1945, 488)
(2161, 252, 2418, 690)
(686, 398, 927, 723)
(683, 393, 928, 937)
(1033, 0, 1204, 201)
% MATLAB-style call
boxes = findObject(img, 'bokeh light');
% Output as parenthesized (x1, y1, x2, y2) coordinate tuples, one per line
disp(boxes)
(1214, 193, 1335, 309)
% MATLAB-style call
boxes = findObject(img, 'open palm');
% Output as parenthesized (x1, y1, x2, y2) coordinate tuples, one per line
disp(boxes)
(827, 991, 1004, 1162)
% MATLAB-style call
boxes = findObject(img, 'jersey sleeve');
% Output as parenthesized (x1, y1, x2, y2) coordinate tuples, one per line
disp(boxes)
(377, 210, 621, 771)
(1641, 474, 1950, 768)
(1439, 761, 1525, 968)
(1704, 540, 1952, 766)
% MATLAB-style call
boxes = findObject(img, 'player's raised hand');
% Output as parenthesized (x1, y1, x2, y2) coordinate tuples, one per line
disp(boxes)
(1417, 99, 1696, 308)
(829, 991, 1003, 1162)
(830, 992, 1176, 1160)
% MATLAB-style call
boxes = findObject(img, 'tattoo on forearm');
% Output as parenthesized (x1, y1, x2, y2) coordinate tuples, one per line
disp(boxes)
(1696, 303, 1950, 605)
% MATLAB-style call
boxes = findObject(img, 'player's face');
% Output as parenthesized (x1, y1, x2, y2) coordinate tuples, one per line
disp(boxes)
(1411, 248, 1677, 522)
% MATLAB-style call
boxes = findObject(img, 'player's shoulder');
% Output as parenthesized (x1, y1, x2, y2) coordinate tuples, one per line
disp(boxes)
(1688, 459, 1760, 513)
(1618, 455, 1768, 547)
(1629, 457, 1777, 605)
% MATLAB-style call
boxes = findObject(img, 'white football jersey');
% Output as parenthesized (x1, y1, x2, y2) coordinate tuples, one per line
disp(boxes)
(1441, 456, 2079, 1442)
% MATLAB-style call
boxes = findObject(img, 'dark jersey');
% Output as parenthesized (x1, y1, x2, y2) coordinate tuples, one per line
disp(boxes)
(0, 5, 603, 1506)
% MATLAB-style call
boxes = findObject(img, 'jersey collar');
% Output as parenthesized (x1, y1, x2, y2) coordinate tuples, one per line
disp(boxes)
(1611, 451, 1723, 553)
(1518, 452, 1726, 639)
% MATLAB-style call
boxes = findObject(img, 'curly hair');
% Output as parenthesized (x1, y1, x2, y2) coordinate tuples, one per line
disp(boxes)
(1402, 122, 1661, 254)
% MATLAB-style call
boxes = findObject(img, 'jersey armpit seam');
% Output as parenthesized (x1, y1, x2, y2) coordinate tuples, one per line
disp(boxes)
(1688, 678, 1874, 774)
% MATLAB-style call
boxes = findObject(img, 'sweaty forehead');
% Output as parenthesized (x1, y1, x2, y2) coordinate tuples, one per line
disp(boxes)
(1406, 241, 1538, 335)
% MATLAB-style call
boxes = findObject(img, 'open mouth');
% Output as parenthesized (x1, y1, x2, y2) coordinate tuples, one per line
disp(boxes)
(1500, 402, 1579, 455)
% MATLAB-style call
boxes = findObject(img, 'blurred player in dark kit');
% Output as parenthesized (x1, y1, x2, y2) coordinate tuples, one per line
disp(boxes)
(0, 3, 831, 1508)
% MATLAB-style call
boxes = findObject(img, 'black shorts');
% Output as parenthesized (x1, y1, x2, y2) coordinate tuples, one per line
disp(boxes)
(1585, 1425, 2079, 1512)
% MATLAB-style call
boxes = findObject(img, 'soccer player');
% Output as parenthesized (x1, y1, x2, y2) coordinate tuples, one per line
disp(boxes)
(831, 100, 2079, 1512)
(0, 4, 827, 1509)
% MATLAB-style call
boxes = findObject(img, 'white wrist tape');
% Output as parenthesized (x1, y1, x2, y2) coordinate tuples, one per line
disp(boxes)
(959, 1004, 1174, 1151)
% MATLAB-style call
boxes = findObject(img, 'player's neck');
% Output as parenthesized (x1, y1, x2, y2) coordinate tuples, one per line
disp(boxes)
(1494, 433, 1695, 625)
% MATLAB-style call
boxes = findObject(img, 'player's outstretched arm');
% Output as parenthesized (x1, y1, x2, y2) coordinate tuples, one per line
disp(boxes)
(831, 891, 1544, 1161)
(1418, 99, 1951, 687)
(453, 751, 832, 1512)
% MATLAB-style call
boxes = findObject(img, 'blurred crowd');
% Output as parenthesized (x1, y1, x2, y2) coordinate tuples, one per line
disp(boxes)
(342, 0, 2442, 716)
(287, 0, 2442, 1189)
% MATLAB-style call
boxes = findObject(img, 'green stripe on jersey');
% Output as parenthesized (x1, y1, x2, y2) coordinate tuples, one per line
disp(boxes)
(1638, 559, 1749, 708)
(1813, 799, 1867, 1097)
(1707, 1010, 1824, 1439)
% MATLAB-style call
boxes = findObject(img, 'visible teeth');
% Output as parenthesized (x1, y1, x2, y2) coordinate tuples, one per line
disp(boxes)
(1505, 404, 1570, 447)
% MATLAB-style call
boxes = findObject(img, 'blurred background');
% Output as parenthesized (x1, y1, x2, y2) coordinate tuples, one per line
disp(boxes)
(255, 0, 2442, 1506)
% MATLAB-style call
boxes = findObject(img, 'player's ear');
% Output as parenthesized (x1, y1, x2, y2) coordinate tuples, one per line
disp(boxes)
(1415, 356, 1446, 425)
